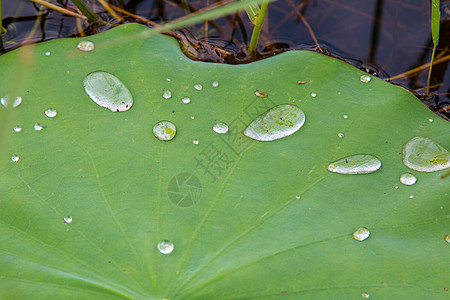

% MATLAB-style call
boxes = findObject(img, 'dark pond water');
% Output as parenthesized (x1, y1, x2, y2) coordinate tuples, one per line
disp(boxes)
(1, 0, 449, 120)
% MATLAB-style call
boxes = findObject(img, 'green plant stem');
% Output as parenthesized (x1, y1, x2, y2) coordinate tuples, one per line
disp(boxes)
(248, 1, 268, 58)
(426, 0, 440, 95)
(70, 0, 101, 24)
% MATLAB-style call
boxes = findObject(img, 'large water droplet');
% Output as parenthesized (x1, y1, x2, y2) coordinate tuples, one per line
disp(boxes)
(399, 172, 417, 185)
(13, 126, 22, 133)
(213, 122, 228, 134)
(77, 40, 95, 51)
(83, 71, 133, 112)
(1, 96, 22, 108)
(327, 154, 381, 174)
(360, 74, 371, 83)
(11, 155, 19, 163)
(153, 121, 176, 141)
(163, 90, 172, 99)
(243, 104, 306, 142)
(352, 226, 370, 241)
(45, 108, 57, 118)
(194, 84, 203, 91)
(402, 137, 450, 172)
(64, 216, 72, 223)
(182, 97, 191, 104)
(34, 123, 43, 131)
(157, 240, 174, 254)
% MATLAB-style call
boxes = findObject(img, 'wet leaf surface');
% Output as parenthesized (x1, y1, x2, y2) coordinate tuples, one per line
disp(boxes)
(0, 24, 449, 299)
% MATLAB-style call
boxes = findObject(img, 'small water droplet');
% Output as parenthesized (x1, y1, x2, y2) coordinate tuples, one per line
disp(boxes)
(64, 216, 72, 223)
(310, 92, 317, 97)
(45, 108, 57, 118)
(255, 90, 267, 98)
(166, 78, 171, 82)
(11, 155, 19, 163)
(338, 132, 344, 138)
(409, 195, 414, 199)
(163, 90, 172, 99)
(182, 97, 191, 104)
(352, 226, 370, 241)
(343, 114, 349, 119)
(428, 118, 434, 123)
(157, 240, 174, 254)
(45, 51, 51, 56)
(327, 154, 381, 174)
(295, 195, 301, 199)
(153, 121, 176, 141)
(1, 96, 22, 108)
(77, 40, 95, 51)
(83, 71, 133, 112)
(394, 185, 399, 189)
(360, 74, 371, 83)
(213, 122, 228, 134)
(445, 234, 450, 243)
(399, 172, 417, 185)
(34, 123, 43, 131)
(193, 139, 199, 145)
(194, 84, 203, 91)
(212, 81, 219, 87)
(361, 292, 370, 298)
(190, 116, 195, 119)
(13, 126, 22, 133)
(402, 137, 450, 172)
(243, 104, 306, 141)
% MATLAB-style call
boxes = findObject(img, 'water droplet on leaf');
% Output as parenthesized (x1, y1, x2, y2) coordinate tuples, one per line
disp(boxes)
(338, 132, 344, 138)
(194, 84, 203, 91)
(77, 40, 94, 51)
(34, 123, 43, 131)
(193, 139, 199, 145)
(243, 104, 306, 141)
(45, 51, 51, 56)
(213, 122, 228, 134)
(360, 74, 371, 83)
(83, 71, 133, 112)
(361, 292, 370, 298)
(352, 226, 370, 241)
(157, 240, 174, 254)
(310, 92, 317, 97)
(13, 126, 22, 133)
(11, 155, 19, 163)
(343, 114, 349, 119)
(212, 81, 219, 87)
(445, 234, 450, 243)
(399, 172, 417, 185)
(64, 216, 72, 223)
(163, 90, 172, 99)
(402, 137, 450, 172)
(153, 121, 176, 141)
(45, 108, 57, 118)
(295, 195, 301, 199)
(428, 118, 434, 123)
(182, 97, 191, 104)
(327, 154, 381, 174)
(1, 96, 22, 108)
